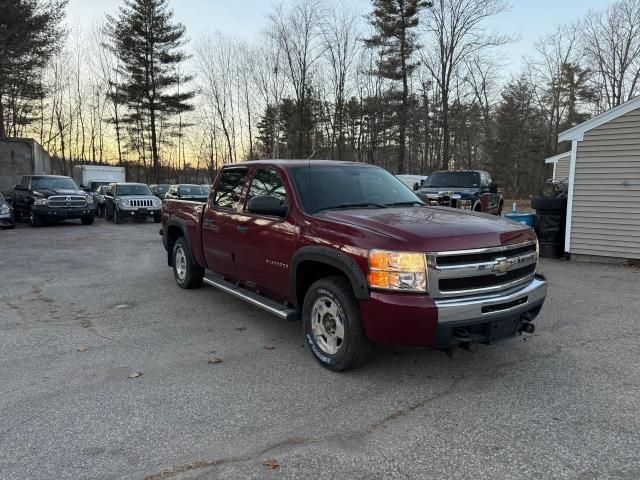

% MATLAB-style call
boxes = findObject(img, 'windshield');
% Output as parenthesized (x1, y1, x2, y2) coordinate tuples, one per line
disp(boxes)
(292, 165, 423, 214)
(179, 186, 209, 197)
(32, 177, 79, 190)
(116, 184, 152, 196)
(153, 185, 169, 194)
(422, 171, 480, 189)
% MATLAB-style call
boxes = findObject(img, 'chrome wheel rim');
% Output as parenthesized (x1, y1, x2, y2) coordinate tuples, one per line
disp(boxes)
(311, 295, 345, 355)
(175, 247, 187, 281)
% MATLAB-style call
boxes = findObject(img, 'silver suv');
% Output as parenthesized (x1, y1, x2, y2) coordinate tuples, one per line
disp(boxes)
(104, 183, 162, 224)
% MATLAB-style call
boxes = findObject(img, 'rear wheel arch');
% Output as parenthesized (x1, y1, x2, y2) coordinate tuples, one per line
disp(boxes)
(164, 221, 193, 267)
(291, 247, 369, 310)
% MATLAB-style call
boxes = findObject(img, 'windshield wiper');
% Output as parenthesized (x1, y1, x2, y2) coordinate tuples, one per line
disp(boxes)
(385, 201, 425, 207)
(316, 202, 388, 213)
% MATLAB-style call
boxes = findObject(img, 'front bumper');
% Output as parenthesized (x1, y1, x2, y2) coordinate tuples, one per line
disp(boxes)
(359, 275, 547, 347)
(0, 213, 15, 227)
(119, 207, 161, 218)
(33, 205, 96, 219)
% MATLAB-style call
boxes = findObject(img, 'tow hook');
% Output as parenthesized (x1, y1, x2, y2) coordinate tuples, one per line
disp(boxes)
(520, 322, 535, 334)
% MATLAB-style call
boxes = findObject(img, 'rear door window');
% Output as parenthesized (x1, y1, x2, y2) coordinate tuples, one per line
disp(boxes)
(213, 168, 248, 209)
(245, 169, 288, 208)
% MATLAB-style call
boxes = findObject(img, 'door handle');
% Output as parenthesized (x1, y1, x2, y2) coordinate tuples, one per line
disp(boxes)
(237, 225, 249, 233)
(203, 219, 215, 226)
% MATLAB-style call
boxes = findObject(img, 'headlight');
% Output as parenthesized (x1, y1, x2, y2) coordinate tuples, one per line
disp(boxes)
(117, 198, 129, 207)
(34, 198, 48, 206)
(0, 207, 10, 215)
(86, 195, 94, 204)
(368, 250, 427, 292)
(458, 199, 472, 210)
(152, 198, 161, 207)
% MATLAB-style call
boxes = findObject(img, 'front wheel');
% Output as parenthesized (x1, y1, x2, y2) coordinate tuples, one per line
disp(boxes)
(114, 208, 122, 224)
(153, 214, 161, 224)
(172, 237, 204, 289)
(302, 276, 371, 371)
(81, 215, 95, 225)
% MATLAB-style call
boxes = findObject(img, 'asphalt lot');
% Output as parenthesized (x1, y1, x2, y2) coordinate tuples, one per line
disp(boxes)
(0, 218, 639, 480)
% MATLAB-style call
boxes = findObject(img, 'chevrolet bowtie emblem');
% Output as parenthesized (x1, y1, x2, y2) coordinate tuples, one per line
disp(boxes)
(493, 258, 512, 274)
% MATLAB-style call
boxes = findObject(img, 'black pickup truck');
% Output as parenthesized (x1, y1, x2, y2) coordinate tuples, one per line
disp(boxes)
(12, 175, 96, 227)
(416, 170, 503, 215)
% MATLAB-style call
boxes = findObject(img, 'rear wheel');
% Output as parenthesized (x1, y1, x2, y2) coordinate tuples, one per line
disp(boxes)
(29, 211, 43, 227)
(172, 237, 204, 289)
(497, 201, 503, 216)
(302, 276, 371, 371)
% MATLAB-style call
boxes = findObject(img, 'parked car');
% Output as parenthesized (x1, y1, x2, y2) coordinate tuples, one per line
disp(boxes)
(104, 183, 162, 224)
(416, 170, 503, 215)
(164, 184, 210, 203)
(94, 185, 109, 218)
(12, 175, 96, 227)
(149, 184, 170, 200)
(396, 174, 428, 191)
(162, 160, 546, 371)
(0, 193, 15, 229)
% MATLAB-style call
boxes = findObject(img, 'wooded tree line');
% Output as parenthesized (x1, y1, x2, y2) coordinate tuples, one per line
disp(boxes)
(2, 0, 640, 196)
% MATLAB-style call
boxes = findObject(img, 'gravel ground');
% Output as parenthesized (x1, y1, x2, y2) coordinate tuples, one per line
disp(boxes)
(0, 218, 639, 480)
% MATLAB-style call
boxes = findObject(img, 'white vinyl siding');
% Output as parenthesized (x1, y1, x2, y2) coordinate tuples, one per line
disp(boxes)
(554, 158, 570, 180)
(570, 107, 640, 260)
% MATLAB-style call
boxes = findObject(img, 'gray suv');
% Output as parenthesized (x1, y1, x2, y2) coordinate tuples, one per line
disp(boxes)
(104, 183, 162, 224)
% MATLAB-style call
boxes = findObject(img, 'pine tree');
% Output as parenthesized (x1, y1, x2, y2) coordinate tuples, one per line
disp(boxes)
(105, 0, 194, 182)
(364, 0, 430, 174)
(0, 0, 67, 137)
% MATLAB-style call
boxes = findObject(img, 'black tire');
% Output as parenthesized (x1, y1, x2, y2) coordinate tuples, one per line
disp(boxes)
(29, 211, 43, 227)
(531, 196, 567, 212)
(81, 215, 95, 225)
(172, 237, 204, 289)
(302, 276, 371, 371)
(114, 208, 122, 224)
(1, 225, 15, 230)
(473, 202, 482, 212)
(497, 201, 503, 216)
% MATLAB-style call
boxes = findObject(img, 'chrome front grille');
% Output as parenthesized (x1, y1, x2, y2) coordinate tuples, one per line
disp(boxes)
(427, 241, 538, 298)
(129, 199, 153, 207)
(47, 195, 87, 208)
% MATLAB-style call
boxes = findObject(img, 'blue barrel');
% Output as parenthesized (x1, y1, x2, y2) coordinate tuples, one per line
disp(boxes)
(504, 212, 535, 228)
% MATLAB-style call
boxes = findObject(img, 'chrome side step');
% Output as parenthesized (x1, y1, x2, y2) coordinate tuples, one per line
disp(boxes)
(203, 274, 300, 321)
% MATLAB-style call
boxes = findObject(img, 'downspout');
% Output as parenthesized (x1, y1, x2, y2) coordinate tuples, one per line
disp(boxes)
(564, 139, 579, 254)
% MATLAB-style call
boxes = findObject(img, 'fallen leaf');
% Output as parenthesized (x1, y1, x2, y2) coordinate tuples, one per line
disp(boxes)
(264, 346, 275, 350)
(208, 355, 223, 364)
(77, 345, 89, 352)
(263, 459, 280, 470)
(128, 371, 143, 378)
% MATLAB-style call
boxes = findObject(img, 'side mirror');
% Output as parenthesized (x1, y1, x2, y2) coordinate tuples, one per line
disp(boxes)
(413, 182, 419, 191)
(489, 182, 498, 194)
(15, 184, 25, 191)
(247, 195, 287, 217)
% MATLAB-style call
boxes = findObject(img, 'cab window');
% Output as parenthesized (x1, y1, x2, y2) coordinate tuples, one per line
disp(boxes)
(245, 169, 288, 208)
(213, 168, 248, 209)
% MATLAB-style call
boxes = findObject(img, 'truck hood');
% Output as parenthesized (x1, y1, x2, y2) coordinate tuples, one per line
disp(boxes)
(317, 206, 534, 251)
(33, 188, 86, 198)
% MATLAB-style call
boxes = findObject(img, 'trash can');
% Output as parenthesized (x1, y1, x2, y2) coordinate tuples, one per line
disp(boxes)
(532, 180, 568, 258)
(503, 212, 535, 228)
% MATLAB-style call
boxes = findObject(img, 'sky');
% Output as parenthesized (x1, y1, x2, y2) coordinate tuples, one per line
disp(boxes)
(66, 0, 611, 73)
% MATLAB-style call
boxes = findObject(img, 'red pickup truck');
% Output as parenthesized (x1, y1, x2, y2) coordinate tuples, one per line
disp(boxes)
(161, 160, 547, 371)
